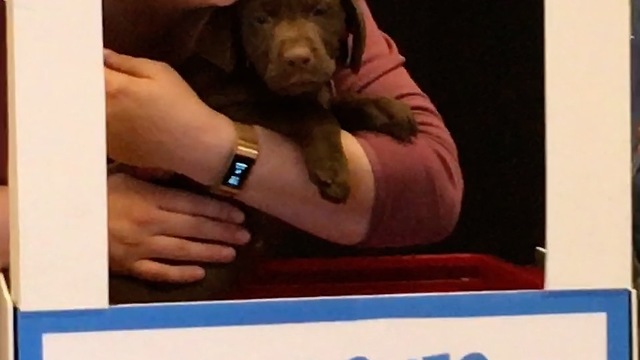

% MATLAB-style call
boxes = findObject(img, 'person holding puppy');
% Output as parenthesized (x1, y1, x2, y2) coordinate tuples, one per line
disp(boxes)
(0, 0, 463, 285)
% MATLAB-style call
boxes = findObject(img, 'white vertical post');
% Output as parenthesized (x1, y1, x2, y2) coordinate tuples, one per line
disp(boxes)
(545, 0, 633, 289)
(0, 275, 13, 360)
(6, 0, 109, 310)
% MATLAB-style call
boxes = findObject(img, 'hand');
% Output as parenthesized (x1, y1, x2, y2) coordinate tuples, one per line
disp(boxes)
(108, 173, 251, 283)
(103, 49, 236, 181)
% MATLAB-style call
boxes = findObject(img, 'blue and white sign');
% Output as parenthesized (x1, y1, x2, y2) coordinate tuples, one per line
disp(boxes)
(16, 289, 630, 360)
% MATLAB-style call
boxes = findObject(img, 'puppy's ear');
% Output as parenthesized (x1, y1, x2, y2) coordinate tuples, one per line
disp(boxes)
(339, 0, 366, 73)
(195, 6, 239, 72)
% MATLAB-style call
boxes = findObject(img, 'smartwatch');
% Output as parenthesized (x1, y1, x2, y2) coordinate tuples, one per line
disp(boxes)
(212, 122, 260, 197)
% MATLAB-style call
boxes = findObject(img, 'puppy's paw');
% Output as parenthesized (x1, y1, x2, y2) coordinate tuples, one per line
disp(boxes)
(364, 98, 418, 143)
(307, 158, 351, 204)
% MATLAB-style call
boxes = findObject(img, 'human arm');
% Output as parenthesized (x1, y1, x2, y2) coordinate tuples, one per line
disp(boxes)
(0, 115, 248, 282)
(105, 65, 375, 245)
(0, 119, 8, 268)
(105, 53, 375, 245)
(0, 186, 8, 269)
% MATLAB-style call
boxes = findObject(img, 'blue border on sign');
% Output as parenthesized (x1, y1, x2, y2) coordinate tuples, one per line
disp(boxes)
(15, 289, 631, 360)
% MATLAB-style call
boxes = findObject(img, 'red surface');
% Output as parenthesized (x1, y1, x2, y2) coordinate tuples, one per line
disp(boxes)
(230, 254, 544, 300)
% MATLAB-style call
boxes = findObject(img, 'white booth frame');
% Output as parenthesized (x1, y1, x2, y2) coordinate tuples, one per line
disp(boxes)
(1, 0, 636, 359)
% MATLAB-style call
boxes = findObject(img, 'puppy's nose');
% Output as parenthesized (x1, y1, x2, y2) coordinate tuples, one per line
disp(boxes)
(283, 46, 313, 67)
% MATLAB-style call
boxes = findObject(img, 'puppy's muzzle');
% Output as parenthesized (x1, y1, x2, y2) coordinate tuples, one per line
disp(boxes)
(282, 44, 314, 68)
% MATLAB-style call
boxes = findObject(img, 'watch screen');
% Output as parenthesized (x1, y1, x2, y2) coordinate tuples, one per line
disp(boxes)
(221, 154, 256, 189)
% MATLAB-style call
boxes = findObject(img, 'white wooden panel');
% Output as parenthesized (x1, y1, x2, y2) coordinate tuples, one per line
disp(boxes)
(545, 0, 633, 288)
(632, 289, 638, 360)
(5, 0, 108, 310)
(0, 274, 13, 360)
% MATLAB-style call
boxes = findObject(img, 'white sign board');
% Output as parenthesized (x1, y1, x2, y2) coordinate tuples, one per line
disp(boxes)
(16, 289, 630, 360)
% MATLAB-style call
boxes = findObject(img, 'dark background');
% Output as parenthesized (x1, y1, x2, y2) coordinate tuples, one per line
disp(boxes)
(0, 1, 546, 265)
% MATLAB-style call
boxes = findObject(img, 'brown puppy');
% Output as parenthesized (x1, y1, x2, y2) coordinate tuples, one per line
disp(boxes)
(108, 0, 417, 304)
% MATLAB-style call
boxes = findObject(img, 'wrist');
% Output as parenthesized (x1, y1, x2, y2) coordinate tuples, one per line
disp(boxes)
(233, 126, 272, 203)
(214, 123, 261, 198)
(177, 106, 237, 185)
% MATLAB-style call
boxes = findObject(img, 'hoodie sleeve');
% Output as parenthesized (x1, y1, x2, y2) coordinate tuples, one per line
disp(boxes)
(333, 0, 464, 248)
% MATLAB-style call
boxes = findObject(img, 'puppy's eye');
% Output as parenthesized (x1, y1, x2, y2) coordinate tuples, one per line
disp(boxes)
(255, 15, 270, 25)
(312, 6, 328, 17)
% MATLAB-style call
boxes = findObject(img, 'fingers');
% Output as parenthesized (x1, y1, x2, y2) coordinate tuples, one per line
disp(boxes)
(103, 48, 168, 78)
(108, 175, 250, 285)
(130, 259, 206, 283)
(131, 234, 238, 283)
(158, 211, 251, 246)
(147, 235, 237, 263)
(104, 67, 129, 94)
(156, 187, 245, 223)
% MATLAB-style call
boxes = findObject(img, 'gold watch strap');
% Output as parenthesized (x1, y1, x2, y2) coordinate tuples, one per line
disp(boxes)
(212, 122, 260, 197)
(235, 122, 260, 155)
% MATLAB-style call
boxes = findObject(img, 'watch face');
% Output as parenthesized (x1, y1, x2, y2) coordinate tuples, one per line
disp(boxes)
(221, 154, 256, 189)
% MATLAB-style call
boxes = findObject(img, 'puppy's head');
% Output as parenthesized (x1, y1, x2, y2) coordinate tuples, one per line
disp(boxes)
(235, 0, 365, 96)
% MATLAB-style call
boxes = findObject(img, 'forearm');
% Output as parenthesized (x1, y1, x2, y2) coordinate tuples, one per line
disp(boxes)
(353, 108, 463, 248)
(175, 107, 374, 245)
(236, 127, 375, 245)
(0, 186, 9, 269)
(179, 103, 461, 249)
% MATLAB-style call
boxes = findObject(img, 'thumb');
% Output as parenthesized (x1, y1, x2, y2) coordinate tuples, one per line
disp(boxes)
(103, 48, 162, 78)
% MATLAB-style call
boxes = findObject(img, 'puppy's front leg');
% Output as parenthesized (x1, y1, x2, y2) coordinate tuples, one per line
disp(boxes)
(299, 117, 351, 204)
(256, 108, 350, 204)
(225, 101, 351, 204)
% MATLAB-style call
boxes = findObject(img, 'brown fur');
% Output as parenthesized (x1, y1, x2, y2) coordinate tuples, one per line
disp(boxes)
(108, 0, 418, 304)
